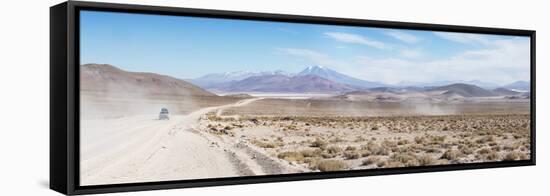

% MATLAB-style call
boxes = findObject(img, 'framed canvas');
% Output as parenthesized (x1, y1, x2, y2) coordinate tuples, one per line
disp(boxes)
(50, 1, 536, 195)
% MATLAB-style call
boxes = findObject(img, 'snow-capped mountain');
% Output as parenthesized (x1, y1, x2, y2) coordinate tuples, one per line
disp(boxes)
(297, 65, 385, 88)
(190, 65, 388, 92)
(213, 74, 356, 93)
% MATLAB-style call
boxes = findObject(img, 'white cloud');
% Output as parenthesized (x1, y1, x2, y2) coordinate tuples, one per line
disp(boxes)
(433, 32, 492, 45)
(279, 36, 529, 85)
(279, 47, 358, 75)
(386, 31, 420, 44)
(278, 48, 341, 67)
(400, 48, 423, 58)
(280, 48, 325, 60)
(354, 37, 530, 84)
(325, 32, 390, 50)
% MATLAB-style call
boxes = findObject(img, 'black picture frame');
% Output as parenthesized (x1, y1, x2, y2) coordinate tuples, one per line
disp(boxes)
(50, 1, 536, 195)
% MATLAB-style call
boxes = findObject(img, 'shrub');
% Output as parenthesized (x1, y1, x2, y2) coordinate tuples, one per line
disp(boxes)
(417, 155, 437, 166)
(383, 161, 405, 168)
(304, 157, 322, 169)
(397, 139, 410, 145)
(300, 149, 322, 157)
(355, 136, 367, 142)
(321, 152, 336, 159)
(277, 151, 305, 163)
(344, 151, 361, 159)
(382, 140, 398, 148)
(414, 136, 426, 144)
(326, 146, 342, 155)
(329, 136, 346, 143)
(503, 151, 525, 161)
(391, 153, 419, 166)
(362, 156, 381, 166)
(440, 149, 461, 161)
(376, 160, 387, 167)
(486, 152, 500, 161)
(345, 146, 357, 151)
(310, 138, 327, 148)
(477, 148, 492, 155)
(251, 140, 278, 148)
(425, 147, 441, 153)
(359, 150, 372, 157)
(459, 146, 474, 155)
(365, 141, 389, 155)
(316, 160, 348, 171)
(476, 135, 495, 144)
(431, 135, 446, 144)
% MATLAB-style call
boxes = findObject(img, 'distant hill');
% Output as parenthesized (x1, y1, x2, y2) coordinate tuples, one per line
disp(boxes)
(189, 70, 292, 88)
(430, 83, 496, 97)
(223, 93, 254, 98)
(213, 74, 355, 93)
(492, 88, 521, 96)
(397, 80, 499, 89)
(81, 64, 215, 97)
(503, 81, 530, 91)
(297, 65, 385, 88)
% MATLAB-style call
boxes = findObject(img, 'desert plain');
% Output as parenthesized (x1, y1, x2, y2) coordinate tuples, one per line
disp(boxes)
(79, 64, 531, 185)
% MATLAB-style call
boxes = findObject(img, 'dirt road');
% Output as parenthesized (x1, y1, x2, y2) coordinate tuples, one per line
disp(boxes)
(80, 98, 266, 185)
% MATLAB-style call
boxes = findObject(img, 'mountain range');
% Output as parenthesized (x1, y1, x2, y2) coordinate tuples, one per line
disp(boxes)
(81, 64, 529, 98)
(189, 70, 292, 88)
(213, 74, 356, 93)
(296, 65, 385, 88)
(190, 65, 529, 94)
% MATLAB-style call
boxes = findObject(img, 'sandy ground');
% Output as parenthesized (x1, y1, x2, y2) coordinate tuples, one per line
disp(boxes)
(200, 114, 531, 172)
(80, 93, 531, 185)
(197, 95, 530, 172)
(80, 98, 299, 185)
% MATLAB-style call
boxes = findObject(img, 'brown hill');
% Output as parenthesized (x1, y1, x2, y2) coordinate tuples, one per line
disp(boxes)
(80, 64, 215, 97)
(492, 88, 521, 96)
(430, 83, 496, 97)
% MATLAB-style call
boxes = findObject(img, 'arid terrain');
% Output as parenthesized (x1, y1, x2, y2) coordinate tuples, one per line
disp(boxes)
(201, 110, 530, 172)
(80, 64, 531, 185)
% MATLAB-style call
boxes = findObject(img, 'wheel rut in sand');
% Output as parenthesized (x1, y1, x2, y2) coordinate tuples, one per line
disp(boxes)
(80, 98, 265, 185)
(186, 97, 293, 176)
(233, 141, 286, 174)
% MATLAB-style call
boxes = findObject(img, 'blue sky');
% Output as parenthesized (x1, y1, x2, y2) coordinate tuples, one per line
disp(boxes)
(80, 10, 530, 85)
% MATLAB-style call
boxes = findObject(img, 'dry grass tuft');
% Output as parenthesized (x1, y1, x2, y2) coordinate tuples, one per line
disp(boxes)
(417, 154, 437, 166)
(343, 150, 361, 159)
(503, 151, 527, 161)
(277, 151, 304, 163)
(362, 156, 381, 166)
(397, 139, 410, 145)
(251, 139, 281, 148)
(440, 149, 462, 161)
(477, 148, 492, 155)
(316, 160, 348, 171)
(485, 151, 500, 161)
(310, 138, 328, 148)
(300, 149, 323, 157)
(391, 153, 419, 166)
(326, 146, 342, 154)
